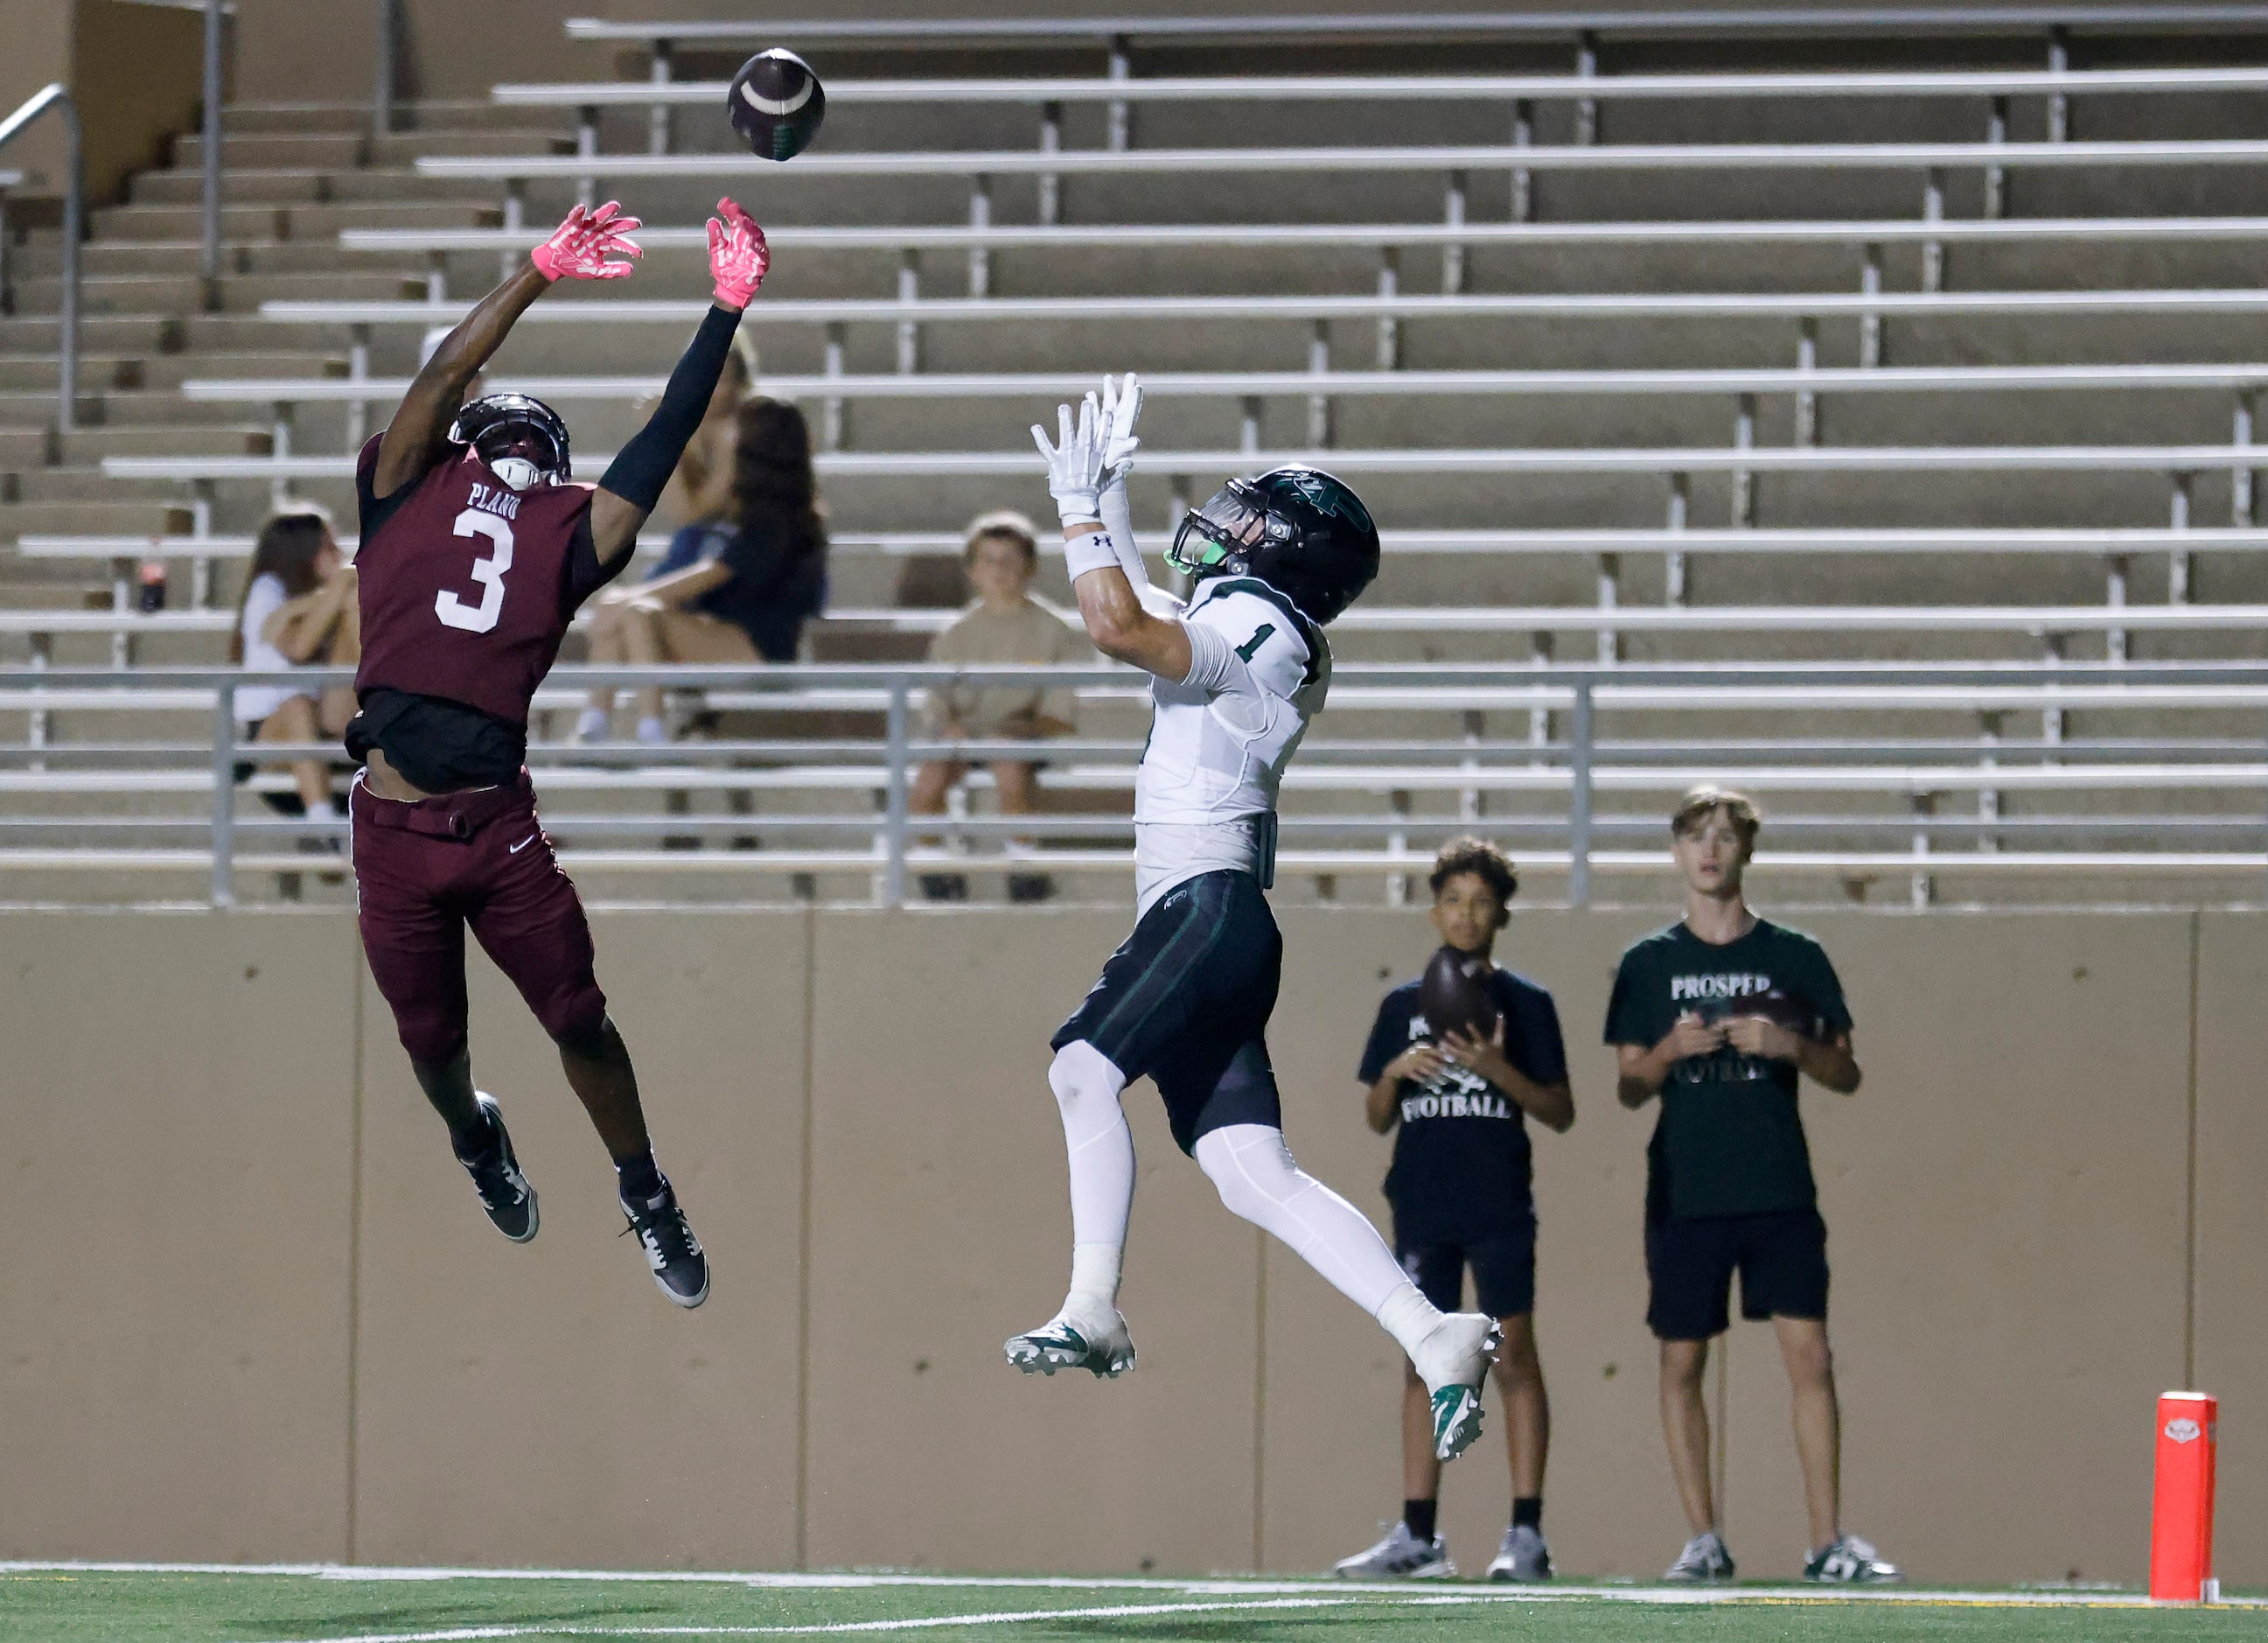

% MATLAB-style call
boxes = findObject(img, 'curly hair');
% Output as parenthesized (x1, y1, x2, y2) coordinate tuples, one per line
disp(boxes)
(1428, 835, 1518, 904)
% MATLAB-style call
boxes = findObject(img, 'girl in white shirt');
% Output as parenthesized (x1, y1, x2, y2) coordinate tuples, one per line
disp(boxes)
(234, 505, 359, 820)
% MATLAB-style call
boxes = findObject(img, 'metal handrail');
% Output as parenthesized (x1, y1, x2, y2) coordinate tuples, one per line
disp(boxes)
(492, 65, 2268, 108)
(3, 661, 2265, 908)
(559, 7, 2268, 46)
(0, 83, 80, 432)
(335, 217, 2268, 255)
(413, 137, 2268, 182)
(199, 0, 223, 286)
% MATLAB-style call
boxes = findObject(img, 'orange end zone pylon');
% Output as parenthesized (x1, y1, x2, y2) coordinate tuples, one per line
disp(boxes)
(2149, 1390, 2218, 1603)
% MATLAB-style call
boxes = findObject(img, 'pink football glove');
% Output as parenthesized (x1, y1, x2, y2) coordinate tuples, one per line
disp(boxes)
(530, 200, 643, 282)
(708, 197, 771, 310)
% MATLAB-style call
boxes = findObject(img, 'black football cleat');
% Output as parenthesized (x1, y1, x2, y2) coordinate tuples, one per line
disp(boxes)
(621, 1178, 709, 1308)
(457, 1092, 539, 1243)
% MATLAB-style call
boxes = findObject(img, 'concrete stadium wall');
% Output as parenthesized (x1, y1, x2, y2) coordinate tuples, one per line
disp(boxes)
(0, 905, 2245, 1584)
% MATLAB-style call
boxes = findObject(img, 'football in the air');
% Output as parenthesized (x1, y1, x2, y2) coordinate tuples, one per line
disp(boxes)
(1417, 945, 1500, 1043)
(727, 48, 827, 161)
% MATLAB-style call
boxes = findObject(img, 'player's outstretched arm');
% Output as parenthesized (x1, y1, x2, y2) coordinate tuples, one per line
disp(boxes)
(371, 200, 642, 500)
(1034, 395, 1191, 680)
(590, 199, 770, 566)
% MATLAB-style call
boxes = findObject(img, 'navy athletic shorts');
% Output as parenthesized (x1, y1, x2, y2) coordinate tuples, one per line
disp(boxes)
(1051, 869, 1284, 1155)
(1397, 1216, 1538, 1320)
(1645, 1206, 1830, 1341)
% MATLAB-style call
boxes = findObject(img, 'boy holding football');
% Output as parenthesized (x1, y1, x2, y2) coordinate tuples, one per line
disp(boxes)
(1335, 836, 1573, 1584)
(1606, 787, 1895, 1583)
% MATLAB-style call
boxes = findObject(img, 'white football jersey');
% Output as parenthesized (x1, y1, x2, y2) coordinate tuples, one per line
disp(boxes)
(1134, 577, 1329, 915)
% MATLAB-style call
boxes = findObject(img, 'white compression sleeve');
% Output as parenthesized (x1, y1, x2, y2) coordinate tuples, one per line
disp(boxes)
(1099, 478, 1154, 592)
(1049, 1040, 1135, 1309)
(1193, 1122, 1413, 1318)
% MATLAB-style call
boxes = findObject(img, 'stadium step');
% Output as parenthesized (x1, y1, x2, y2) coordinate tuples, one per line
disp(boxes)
(128, 168, 497, 207)
(133, 353, 350, 389)
(12, 241, 417, 281)
(7, 271, 426, 317)
(0, 355, 142, 393)
(0, 316, 181, 354)
(221, 99, 562, 136)
(51, 426, 273, 465)
(87, 199, 504, 242)
(0, 499, 194, 541)
(10, 470, 201, 505)
(171, 128, 572, 171)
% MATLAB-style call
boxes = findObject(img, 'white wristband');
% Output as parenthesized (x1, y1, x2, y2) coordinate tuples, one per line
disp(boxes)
(1063, 528, 1120, 580)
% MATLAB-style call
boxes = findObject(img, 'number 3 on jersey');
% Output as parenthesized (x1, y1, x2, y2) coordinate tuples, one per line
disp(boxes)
(435, 507, 514, 633)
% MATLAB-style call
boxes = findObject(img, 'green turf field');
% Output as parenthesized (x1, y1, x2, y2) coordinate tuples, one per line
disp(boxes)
(3, 1566, 2262, 1643)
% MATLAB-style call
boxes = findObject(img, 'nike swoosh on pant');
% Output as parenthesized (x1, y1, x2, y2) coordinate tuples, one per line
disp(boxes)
(509, 835, 536, 854)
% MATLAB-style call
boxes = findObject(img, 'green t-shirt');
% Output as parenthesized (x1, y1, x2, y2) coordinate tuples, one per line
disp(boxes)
(1603, 918, 1853, 1221)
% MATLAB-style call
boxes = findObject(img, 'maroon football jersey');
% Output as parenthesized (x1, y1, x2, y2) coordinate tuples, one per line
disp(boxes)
(352, 433, 613, 728)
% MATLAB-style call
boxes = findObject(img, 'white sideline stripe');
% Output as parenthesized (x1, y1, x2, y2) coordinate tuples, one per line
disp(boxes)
(7, 1561, 2259, 1608)
(240, 1596, 1434, 1643)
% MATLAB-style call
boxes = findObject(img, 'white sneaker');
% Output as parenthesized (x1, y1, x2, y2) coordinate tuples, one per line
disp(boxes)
(1487, 1522, 1553, 1582)
(1003, 1304, 1135, 1378)
(1805, 1534, 1899, 1583)
(1665, 1529, 1736, 1583)
(1332, 1521, 1455, 1580)
(1409, 1311, 1501, 1460)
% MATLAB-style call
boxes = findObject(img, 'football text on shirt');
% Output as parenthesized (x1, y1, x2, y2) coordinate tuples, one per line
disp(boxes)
(465, 482, 522, 521)
(1667, 971, 1786, 1087)
(1397, 1011, 1518, 1125)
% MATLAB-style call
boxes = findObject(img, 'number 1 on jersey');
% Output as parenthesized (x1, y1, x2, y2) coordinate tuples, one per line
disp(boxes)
(1235, 623, 1275, 662)
(436, 507, 515, 634)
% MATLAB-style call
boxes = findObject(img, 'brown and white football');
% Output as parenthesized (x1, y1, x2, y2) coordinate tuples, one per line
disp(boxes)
(1417, 945, 1500, 1043)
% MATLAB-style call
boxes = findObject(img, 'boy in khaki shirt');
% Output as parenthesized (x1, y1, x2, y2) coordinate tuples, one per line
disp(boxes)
(912, 510, 1093, 901)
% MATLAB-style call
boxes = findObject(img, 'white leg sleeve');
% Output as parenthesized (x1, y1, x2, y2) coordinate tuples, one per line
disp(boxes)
(1194, 1122, 1413, 1318)
(1049, 1040, 1134, 1309)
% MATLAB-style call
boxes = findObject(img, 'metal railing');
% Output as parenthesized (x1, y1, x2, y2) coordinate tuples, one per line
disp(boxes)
(0, 83, 80, 432)
(199, 0, 224, 286)
(560, 7, 2268, 46)
(492, 65, 2268, 109)
(3, 661, 2265, 910)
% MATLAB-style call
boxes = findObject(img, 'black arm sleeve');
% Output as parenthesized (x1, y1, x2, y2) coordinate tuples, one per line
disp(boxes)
(598, 303, 742, 512)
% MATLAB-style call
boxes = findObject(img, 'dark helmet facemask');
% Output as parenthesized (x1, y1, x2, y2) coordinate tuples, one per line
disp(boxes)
(1169, 479, 1294, 578)
(450, 394, 571, 492)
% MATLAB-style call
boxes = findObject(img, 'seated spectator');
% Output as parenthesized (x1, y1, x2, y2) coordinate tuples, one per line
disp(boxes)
(234, 504, 359, 822)
(578, 396, 827, 744)
(910, 510, 1093, 903)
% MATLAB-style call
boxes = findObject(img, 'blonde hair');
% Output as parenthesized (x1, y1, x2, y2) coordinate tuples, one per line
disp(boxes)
(1671, 786, 1762, 855)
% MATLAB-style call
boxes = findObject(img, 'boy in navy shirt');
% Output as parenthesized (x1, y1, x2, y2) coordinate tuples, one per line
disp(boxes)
(1334, 837, 1574, 1583)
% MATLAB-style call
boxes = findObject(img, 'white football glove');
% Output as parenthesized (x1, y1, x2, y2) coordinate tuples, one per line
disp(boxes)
(1031, 394, 1108, 528)
(1098, 372, 1143, 488)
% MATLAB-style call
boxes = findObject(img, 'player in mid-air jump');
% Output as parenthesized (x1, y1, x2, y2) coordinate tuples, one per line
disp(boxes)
(345, 197, 770, 1307)
(1005, 376, 1503, 1465)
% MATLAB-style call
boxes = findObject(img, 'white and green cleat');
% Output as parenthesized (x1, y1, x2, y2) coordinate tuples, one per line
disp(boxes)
(1003, 1308, 1136, 1379)
(1411, 1312, 1502, 1461)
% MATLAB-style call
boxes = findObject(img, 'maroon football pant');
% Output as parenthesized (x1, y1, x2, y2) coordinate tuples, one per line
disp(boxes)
(350, 769, 607, 1067)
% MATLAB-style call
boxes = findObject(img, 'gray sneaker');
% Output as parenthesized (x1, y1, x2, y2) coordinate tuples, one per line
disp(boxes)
(1804, 1534, 1899, 1584)
(1665, 1529, 1736, 1583)
(1486, 1522, 1553, 1582)
(1331, 1520, 1455, 1579)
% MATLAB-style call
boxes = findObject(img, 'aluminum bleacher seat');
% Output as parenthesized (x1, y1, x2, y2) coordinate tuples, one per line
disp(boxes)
(10, 6, 2268, 905)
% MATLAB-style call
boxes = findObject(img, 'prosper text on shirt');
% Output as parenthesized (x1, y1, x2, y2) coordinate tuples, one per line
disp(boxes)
(1603, 919, 1853, 1221)
(1358, 967, 1568, 1242)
